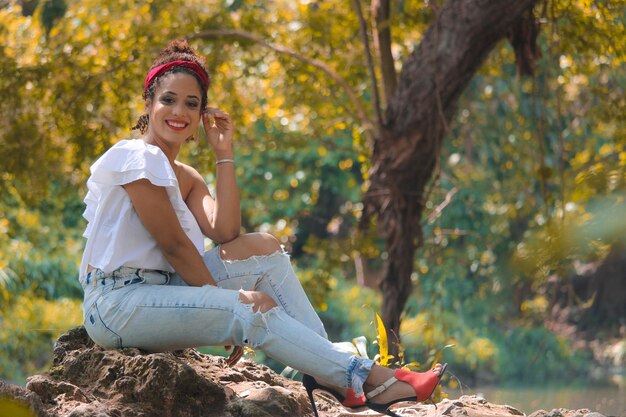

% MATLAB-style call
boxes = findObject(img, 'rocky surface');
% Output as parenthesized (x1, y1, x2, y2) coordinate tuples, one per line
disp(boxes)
(0, 327, 610, 417)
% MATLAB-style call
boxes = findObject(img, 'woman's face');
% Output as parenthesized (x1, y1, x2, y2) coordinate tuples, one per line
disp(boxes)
(146, 72, 203, 146)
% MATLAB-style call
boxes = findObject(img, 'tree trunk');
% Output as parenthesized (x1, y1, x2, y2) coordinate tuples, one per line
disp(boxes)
(551, 242, 626, 336)
(363, 0, 537, 357)
(585, 243, 626, 328)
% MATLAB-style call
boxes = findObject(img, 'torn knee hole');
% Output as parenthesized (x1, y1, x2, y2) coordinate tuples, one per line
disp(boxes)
(238, 291, 277, 313)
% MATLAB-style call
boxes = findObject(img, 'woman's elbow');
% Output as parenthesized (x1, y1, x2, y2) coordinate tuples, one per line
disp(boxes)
(209, 218, 240, 243)
(216, 228, 240, 244)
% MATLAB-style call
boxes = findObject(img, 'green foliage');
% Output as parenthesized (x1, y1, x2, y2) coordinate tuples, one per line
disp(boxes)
(0, 184, 83, 299)
(398, 305, 589, 385)
(0, 182, 84, 382)
(0, 291, 82, 382)
(415, 0, 626, 327)
(318, 276, 380, 349)
(494, 326, 590, 383)
(400, 0, 625, 383)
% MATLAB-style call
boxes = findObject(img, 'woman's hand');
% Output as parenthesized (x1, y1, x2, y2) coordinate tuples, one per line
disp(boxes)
(188, 107, 241, 243)
(203, 108, 234, 156)
(225, 345, 244, 367)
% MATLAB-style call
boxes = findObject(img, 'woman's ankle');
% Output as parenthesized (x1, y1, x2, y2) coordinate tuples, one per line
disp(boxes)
(364, 364, 395, 388)
(313, 376, 348, 396)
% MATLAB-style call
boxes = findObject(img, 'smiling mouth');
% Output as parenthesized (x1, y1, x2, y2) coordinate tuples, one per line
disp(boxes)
(166, 120, 188, 130)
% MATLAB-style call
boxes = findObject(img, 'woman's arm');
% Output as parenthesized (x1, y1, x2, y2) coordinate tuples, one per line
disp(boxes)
(186, 107, 241, 243)
(123, 178, 216, 287)
(185, 164, 240, 243)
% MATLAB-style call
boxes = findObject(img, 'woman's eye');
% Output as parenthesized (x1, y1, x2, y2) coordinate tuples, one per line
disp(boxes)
(187, 101, 199, 108)
(161, 96, 175, 104)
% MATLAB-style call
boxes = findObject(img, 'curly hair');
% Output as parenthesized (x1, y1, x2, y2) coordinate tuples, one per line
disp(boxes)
(132, 39, 211, 134)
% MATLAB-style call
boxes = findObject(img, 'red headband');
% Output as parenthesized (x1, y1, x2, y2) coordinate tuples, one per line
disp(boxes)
(144, 60, 209, 92)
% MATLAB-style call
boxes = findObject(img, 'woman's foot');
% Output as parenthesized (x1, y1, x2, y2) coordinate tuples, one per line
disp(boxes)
(304, 364, 446, 417)
(302, 375, 366, 409)
(364, 363, 445, 405)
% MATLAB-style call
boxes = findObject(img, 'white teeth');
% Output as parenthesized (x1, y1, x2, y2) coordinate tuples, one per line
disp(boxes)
(167, 121, 186, 128)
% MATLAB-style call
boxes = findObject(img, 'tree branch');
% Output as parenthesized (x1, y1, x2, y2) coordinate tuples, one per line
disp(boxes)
(188, 29, 375, 139)
(425, 186, 458, 224)
(371, 0, 397, 106)
(386, 0, 538, 137)
(353, 0, 383, 127)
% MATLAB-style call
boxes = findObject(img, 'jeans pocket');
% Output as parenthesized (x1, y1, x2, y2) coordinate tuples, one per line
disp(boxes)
(84, 302, 122, 349)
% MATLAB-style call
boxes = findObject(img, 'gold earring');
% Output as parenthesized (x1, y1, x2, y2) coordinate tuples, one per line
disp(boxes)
(132, 114, 149, 134)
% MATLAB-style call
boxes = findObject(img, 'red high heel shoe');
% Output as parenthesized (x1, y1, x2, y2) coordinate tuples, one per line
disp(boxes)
(302, 374, 366, 417)
(364, 363, 448, 417)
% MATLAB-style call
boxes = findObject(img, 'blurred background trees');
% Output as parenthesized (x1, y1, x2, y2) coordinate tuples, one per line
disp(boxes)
(0, 0, 624, 390)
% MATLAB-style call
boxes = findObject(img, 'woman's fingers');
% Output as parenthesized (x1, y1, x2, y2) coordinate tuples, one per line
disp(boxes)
(226, 346, 244, 367)
(204, 108, 230, 120)
(203, 107, 234, 150)
(203, 109, 232, 130)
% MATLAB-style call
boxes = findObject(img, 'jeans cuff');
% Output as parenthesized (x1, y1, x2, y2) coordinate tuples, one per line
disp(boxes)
(346, 355, 375, 395)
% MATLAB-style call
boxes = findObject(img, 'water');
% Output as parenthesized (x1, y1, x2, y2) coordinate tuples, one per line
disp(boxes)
(448, 385, 626, 416)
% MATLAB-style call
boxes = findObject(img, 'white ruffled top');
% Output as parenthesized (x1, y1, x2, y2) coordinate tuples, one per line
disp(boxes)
(79, 139, 204, 281)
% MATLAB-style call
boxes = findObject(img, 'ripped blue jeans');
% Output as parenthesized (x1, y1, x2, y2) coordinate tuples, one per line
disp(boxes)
(81, 247, 374, 394)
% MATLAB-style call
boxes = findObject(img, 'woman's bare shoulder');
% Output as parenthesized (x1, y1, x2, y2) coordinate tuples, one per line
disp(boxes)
(176, 161, 203, 180)
(175, 161, 207, 200)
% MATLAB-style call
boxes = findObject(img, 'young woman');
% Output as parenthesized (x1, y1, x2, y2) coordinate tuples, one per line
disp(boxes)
(79, 39, 447, 417)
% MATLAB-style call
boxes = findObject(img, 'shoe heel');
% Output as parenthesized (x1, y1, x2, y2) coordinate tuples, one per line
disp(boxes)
(302, 375, 320, 417)
(305, 388, 320, 417)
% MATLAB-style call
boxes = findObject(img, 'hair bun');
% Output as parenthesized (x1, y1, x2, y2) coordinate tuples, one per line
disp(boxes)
(160, 39, 195, 56)
(151, 38, 207, 72)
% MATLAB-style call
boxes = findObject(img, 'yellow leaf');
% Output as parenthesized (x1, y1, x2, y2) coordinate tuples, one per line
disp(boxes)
(375, 313, 389, 367)
(338, 158, 353, 170)
(402, 360, 422, 370)
(599, 143, 614, 157)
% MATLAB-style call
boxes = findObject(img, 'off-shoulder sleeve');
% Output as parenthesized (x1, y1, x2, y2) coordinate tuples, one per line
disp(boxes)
(82, 139, 194, 238)
(88, 139, 177, 188)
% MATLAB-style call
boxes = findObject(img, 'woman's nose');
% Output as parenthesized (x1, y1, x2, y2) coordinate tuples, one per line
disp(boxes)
(172, 102, 186, 116)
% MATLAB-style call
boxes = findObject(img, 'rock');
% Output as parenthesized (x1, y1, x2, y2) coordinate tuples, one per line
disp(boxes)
(528, 409, 606, 417)
(8, 326, 311, 417)
(0, 379, 51, 417)
(438, 395, 525, 416)
(0, 327, 611, 417)
(528, 410, 552, 417)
